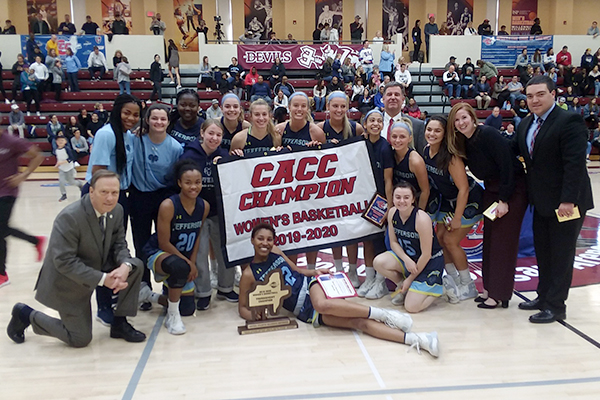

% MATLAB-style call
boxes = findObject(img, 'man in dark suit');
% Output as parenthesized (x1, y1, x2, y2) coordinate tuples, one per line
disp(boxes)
(381, 82, 426, 155)
(513, 75, 593, 323)
(7, 170, 147, 347)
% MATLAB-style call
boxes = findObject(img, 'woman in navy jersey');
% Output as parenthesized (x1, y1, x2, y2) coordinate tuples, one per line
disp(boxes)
(239, 223, 439, 357)
(374, 182, 444, 313)
(167, 89, 205, 147)
(180, 119, 238, 310)
(230, 99, 281, 155)
(316, 91, 364, 286)
(356, 109, 395, 301)
(423, 116, 483, 303)
(219, 93, 250, 151)
(275, 92, 326, 151)
(389, 119, 430, 210)
(143, 160, 209, 335)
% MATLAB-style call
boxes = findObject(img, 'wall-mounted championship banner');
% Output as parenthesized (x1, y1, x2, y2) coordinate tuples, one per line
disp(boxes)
(511, 0, 538, 35)
(237, 43, 361, 70)
(382, 0, 409, 48)
(446, 0, 473, 35)
(20, 35, 106, 68)
(481, 35, 552, 67)
(215, 139, 383, 266)
(27, 0, 58, 33)
(173, 1, 203, 51)
(101, 0, 133, 34)
(244, 0, 272, 41)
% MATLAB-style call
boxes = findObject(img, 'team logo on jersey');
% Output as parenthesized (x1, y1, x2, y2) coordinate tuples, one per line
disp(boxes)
(148, 154, 159, 163)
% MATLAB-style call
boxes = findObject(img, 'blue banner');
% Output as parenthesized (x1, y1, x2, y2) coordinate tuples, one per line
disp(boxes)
(20, 35, 106, 68)
(481, 35, 553, 67)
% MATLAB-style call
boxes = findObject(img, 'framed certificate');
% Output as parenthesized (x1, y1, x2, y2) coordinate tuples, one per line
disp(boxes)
(317, 272, 357, 299)
(361, 193, 388, 228)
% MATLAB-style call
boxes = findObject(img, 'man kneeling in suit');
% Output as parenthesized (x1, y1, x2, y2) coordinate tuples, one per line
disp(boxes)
(7, 170, 147, 347)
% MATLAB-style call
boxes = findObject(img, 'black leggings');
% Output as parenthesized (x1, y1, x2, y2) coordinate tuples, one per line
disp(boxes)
(0, 196, 38, 275)
(23, 90, 41, 112)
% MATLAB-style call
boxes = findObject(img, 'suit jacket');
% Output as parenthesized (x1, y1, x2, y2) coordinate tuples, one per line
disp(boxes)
(410, 116, 426, 157)
(513, 106, 593, 217)
(35, 195, 141, 315)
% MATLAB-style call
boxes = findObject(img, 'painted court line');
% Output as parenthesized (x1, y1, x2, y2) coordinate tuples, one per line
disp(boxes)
(229, 376, 600, 400)
(352, 331, 393, 400)
(122, 312, 165, 400)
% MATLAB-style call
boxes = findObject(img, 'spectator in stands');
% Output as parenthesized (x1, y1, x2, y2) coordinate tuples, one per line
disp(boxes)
(514, 48, 529, 73)
(567, 67, 587, 96)
(244, 66, 259, 99)
(45, 48, 58, 71)
(590, 65, 600, 97)
(313, 79, 327, 111)
(64, 47, 81, 92)
(8, 105, 25, 138)
(379, 45, 395, 80)
(341, 58, 356, 83)
(556, 96, 568, 110)
(320, 23, 330, 43)
(403, 97, 421, 119)
(484, 106, 502, 130)
(329, 24, 340, 45)
(582, 48, 595, 74)
(356, 65, 367, 86)
(228, 57, 243, 81)
(273, 90, 289, 123)
(64, 116, 84, 141)
(206, 99, 223, 120)
(443, 65, 461, 99)
(58, 14, 76, 35)
(461, 58, 475, 76)
(530, 18, 542, 35)
(492, 75, 510, 109)
(50, 59, 64, 101)
(273, 76, 294, 97)
(412, 20, 422, 62)
(2, 20, 16, 34)
(29, 56, 49, 93)
(359, 40, 374, 79)
(503, 123, 515, 137)
(167, 39, 181, 89)
(321, 56, 333, 82)
(268, 31, 281, 45)
(112, 50, 123, 68)
(313, 24, 322, 44)
(460, 68, 475, 99)
(478, 19, 492, 36)
(564, 86, 575, 106)
(285, 33, 297, 44)
(543, 48, 557, 71)
(569, 97, 583, 116)
(25, 34, 41, 64)
(116, 56, 132, 95)
(80, 15, 100, 35)
(531, 49, 545, 72)
(269, 57, 286, 88)
(476, 59, 498, 83)
(0, 53, 7, 103)
(229, 73, 244, 99)
(71, 129, 89, 161)
(394, 63, 412, 97)
(198, 55, 213, 92)
(511, 99, 529, 128)
(87, 112, 103, 144)
(78, 108, 90, 128)
(497, 25, 509, 36)
(31, 13, 50, 35)
(94, 103, 109, 124)
(239, 29, 261, 44)
(351, 77, 364, 102)
(556, 45, 572, 75)
(250, 75, 272, 104)
(588, 22, 599, 38)
(520, 65, 534, 86)
(331, 54, 343, 82)
(110, 11, 129, 35)
(508, 76, 526, 106)
(149, 14, 166, 36)
(11, 54, 27, 103)
(54, 135, 83, 202)
(373, 30, 384, 42)
(545, 66, 558, 84)
(445, 56, 459, 71)
(373, 85, 385, 110)
(350, 16, 364, 44)
(464, 21, 477, 35)
(46, 35, 58, 58)
(327, 76, 344, 94)
(584, 98, 599, 123)
(358, 87, 373, 115)
(369, 67, 381, 88)
(88, 46, 108, 81)
(593, 48, 600, 69)
(46, 115, 64, 153)
(149, 54, 163, 101)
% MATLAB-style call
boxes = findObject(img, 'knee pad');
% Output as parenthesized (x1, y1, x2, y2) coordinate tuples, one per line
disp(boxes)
(179, 295, 195, 316)
(161, 255, 190, 289)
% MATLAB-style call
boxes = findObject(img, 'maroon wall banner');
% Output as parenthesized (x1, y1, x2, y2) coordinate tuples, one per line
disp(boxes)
(245, 0, 272, 40)
(238, 43, 362, 70)
(382, 0, 409, 48)
(446, 0, 473, 35)
(315, 0, 344, 40)
(511, 0, 538, 35)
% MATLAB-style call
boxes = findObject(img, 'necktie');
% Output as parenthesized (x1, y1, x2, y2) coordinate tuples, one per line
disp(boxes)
(529, 117, 544, 157)
(387, 117, 396, 141)
(99, 215, 106, 242)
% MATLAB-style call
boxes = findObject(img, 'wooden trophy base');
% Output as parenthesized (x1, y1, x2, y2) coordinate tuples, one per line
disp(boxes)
(238, 317, 298, 335)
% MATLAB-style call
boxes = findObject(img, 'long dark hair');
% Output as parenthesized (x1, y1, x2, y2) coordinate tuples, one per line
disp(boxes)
(426, 115, 453, 171)
(109, 94, 141, 174)
(167, 89, 200, 133)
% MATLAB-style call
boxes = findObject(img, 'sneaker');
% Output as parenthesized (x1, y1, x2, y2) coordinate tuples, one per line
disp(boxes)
(27, 111, 31, 116)
(379, 309, 413, 332)
(347, 268, 360, 288)
(74, 162, 80, 167)
(35, 236, 47, 262)
(458, 281, 478, 301)
(176, 85, 182, 90)
(196, 296, 211, 310)
(216, 290, 239, 302)
(169, 80, 175, 84)
(164, 312, 186, 335)
(11, 99, 15, 104)
(139, 302, 153, 311)
(406, 331, 439, 357)
(96, 308, 114, 327)
(36, 111, 41, 116)
(357, 275, 376, 297)
(0, 273, 10, 288)
(442, 275, 460, 304)
(365, 279, 389, 299)
(58, 194, 67, 202)
(390, 287, 405, 306)
(5, 99, 10, 104)
(138, 282, 152, 305)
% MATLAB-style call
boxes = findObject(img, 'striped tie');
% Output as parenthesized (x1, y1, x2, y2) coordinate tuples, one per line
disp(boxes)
(529, 118, 544, 157)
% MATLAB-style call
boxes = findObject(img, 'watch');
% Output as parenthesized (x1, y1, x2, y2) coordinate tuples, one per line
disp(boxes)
(124, 262, 133, 272)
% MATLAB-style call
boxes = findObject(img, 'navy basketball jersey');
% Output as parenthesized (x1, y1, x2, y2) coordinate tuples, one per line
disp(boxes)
(244, 127, 274, 155)
(392, 207, 442, 263)
(393, 148, 420, 192)
(220, 117, 243, 151)
(323, 120, 356, 143)
(282, 121, 311, 149)
(423, 149, 459, 200)
(250, 253, 308, 316)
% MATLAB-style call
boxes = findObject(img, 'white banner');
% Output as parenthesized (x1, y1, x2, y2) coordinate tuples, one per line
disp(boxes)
(215, 139, 383, 266)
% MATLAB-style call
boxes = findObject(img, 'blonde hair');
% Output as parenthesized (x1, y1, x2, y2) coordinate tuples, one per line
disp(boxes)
(289, 93, 314, 123)
(390, 117, 414, 148)
(326, 93, 352, 140)
(249, 99, 277, 141)
(222, 95, 245, 124)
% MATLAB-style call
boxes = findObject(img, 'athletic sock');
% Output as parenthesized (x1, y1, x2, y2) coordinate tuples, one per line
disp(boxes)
(333, 259, 343, 272)
(307, 263, 316, 270)
(19, 305, 34, 324)
(458, 269, 472, 285)
(374, 273, 386, 284)
(349, 263, 357, 273)
(168, 300, 180, 315)
(365, 266, 376, 280)
(445, 263, 458, 276)
(368, 306, 384, 321)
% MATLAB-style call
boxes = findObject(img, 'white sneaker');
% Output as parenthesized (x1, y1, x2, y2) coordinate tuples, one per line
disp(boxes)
(11, 99, 15, 104)
(27, 111, 31, 116)
(390, 288, 405, 306)
(164, 312, 186, 335)
(365, 279, 389, 299)
(36, 111, 41, 116)
(379, 309, 413, 332)
(4, 99, 10, 104)
(458, 281, 478, 301)
(138, 282, 152, 305)
(169, 80, 175, 84)
(346, 268, 360, 288)
(406, 331, 439, 357)
(176, 85, 182, 89)
(442, 275, 460, 304)
(74, 162, 80, 167)
(357, 276, 376, 297)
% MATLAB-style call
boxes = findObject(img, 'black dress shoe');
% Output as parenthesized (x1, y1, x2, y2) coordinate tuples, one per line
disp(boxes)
(529, 309, 566, 324)
(110, 321, 147, 342)
(7, 303, 31, 344)
(477, 299, 509, 309)
(474, 296, 487, 303)
(518, 297, 541, 310)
